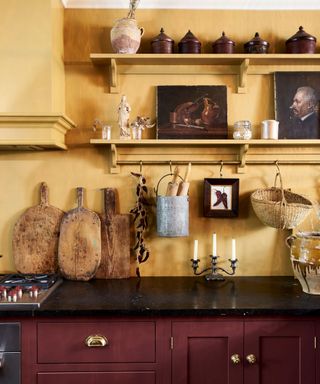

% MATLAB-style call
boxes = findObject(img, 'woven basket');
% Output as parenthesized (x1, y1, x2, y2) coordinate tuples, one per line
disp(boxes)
(251, 171, 313, 229)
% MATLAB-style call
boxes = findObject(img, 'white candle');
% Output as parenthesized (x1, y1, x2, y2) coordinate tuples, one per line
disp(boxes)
(193, 240, 198, 261)
(231, 238, 236, 261)
(212, 233, 217, 256)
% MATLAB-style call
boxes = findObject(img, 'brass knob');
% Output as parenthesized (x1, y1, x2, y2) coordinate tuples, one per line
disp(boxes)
(230, 354, 241, 364)
(85, 335, 108, 347)
(246, 354, 257, 364)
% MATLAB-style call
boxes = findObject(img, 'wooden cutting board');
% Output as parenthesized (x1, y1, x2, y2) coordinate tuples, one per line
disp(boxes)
(58, 187, 101, 281)
(95, 188, 131, 279)
(12, 182, 64, 274)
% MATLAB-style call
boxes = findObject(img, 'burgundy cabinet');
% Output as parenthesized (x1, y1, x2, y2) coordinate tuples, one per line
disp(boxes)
(244, 320, 315, 384)
(172, 320, 243, 384)
(35, 318, 171, 384)
(172, 319, 316, 384)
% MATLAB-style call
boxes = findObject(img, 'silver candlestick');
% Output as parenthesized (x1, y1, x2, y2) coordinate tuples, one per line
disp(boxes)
(191, 255, 238, 281)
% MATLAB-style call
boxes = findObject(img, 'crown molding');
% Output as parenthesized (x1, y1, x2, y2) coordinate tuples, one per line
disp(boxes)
(62, 0, 320, 10)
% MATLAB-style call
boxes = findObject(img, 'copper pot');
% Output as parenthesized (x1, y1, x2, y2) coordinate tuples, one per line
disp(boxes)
(286, 26, 316, 54)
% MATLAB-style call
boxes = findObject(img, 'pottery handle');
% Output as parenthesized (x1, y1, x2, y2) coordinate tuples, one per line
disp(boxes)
(140, 27, 144, 37)
(285, 235, 296, 249)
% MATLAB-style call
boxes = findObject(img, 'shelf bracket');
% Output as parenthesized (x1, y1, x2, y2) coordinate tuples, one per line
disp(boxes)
(237, 59, 249, 94)
(110, 59, 119, 93)
(237, 144, 249, 173)
(110, 143, 120, 173)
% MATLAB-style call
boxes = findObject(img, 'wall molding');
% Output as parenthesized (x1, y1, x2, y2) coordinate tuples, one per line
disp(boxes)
(62, 0, 320, 10)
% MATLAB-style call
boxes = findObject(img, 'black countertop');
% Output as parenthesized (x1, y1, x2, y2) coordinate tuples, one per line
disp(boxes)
(32, 276, 320, 317)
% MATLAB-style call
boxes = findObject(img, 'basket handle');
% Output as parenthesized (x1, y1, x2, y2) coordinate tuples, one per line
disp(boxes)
(155, 173, 184, 196)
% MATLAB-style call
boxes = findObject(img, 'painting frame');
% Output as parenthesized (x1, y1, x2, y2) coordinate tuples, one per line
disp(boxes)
(156, 85, 228, 139)
(203, 178, 239, 218)
(274, 72, 320, 139)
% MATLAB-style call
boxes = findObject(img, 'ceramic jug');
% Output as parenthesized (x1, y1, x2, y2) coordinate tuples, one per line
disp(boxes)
(110, 17, 144, 54)
(261, 120, 279, 139)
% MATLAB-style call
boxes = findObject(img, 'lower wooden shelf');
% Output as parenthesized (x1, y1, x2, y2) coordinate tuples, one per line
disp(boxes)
(90, 139, 320, 174)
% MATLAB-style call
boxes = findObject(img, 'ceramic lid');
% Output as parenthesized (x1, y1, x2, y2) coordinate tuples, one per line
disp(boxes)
(213, 31, 235, 46)
(244, 32, 270, 47)
(151, 28, 174, 43)
(179, 30, 201, 44)
(286, 26, 317, 43)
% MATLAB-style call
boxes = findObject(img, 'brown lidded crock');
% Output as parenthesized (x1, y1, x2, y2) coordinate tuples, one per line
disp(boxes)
(151, 28, 174, 54)
(212, 31, 235, 54)
(285, 26, 317, 54)
(178, 30, 201, 53)
(244, 32, 269, 54)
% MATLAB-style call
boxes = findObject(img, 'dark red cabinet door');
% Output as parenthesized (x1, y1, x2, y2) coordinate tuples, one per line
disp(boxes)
(244, 321, 315, 384)
(172, 321, 243, 384)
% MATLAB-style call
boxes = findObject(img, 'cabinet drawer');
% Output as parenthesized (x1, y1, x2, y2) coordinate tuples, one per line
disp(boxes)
(37, 371, 155, 384)
(37, 321, 156, 363)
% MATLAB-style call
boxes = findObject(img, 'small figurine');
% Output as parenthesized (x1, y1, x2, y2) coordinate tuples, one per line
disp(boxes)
(118, 95, 131, 140)
(130, 116, 155, 140)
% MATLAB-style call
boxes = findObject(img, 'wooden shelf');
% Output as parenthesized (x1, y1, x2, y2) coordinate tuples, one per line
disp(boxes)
(0, 114, 76, 150)
(90, 53, 320, 93)
(90, 139, 320, 174)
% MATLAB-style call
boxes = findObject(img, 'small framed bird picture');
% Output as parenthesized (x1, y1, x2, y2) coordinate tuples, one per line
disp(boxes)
(203, 178, 239, 218)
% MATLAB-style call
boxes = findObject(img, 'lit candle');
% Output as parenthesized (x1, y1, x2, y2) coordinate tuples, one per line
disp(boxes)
(212, 233, 217, 256)
(193, 240, 198, 261)
(231, 238, 236, 261)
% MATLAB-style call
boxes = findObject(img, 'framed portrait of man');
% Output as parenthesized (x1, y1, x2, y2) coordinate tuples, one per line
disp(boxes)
(274, 72, 320, 139)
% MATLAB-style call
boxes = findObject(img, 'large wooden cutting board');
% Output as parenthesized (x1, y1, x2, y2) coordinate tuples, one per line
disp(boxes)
(95, 188, 131, 279)
(12, 182, 64, 274)
(58, 187, 101, 281)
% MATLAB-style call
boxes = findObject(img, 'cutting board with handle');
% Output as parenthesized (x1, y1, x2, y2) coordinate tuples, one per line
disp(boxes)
(58, 187, 101, 281)
(12, 182, 64, 274)
(95, 188, 131, 279)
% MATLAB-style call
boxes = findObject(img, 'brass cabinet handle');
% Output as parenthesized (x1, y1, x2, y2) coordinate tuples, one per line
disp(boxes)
(230, 354, 241, 364)
(85, 335, 108, 347)
(246, 354, 257, 364)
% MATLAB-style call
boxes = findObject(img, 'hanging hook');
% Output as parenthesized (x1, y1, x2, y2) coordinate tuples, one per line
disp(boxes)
(169, 160, 172, 174)
(219, 161, 224, 178)
(139, 160, 143, 174)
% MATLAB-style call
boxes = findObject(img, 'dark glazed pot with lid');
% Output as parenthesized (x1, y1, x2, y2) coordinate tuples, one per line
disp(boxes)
(151, 27, 174, 53)
(212, 31, 235, 54)
(244, 32, 270, 54)
(285, 26, 317, 53)
(178, 30, 201, 53)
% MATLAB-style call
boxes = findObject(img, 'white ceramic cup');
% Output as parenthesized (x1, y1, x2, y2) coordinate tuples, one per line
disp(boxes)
(261, 120, 279, 140)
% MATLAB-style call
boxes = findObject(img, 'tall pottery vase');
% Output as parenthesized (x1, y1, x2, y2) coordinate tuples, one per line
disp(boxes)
(110, 17, 144, 54)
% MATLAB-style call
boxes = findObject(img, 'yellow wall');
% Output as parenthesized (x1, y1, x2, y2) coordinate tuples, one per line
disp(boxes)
(0, 0, 64, 113)
(0, 7, 320, 276)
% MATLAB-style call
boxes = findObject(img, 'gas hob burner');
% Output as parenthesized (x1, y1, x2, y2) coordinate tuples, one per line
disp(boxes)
(0, 273, 59, 289)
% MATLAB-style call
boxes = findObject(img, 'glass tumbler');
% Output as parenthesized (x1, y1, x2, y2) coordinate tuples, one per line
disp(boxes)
(233, 120, 252, 140)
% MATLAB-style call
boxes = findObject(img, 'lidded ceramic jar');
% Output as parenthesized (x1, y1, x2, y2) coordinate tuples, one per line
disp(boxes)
(244, 32, 270, 54)
(151, 28, 174, 53)
(178, 30, 201, 53)
(212, 31, 235, 54)
(285, 26, 317, 53)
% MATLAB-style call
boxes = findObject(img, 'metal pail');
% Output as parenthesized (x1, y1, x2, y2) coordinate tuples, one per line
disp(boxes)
(156, 173, 189, 237)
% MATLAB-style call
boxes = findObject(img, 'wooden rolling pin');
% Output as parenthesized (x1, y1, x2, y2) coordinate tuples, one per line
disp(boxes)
(177, 162, 192, 196)
(166, 166, 180, 196)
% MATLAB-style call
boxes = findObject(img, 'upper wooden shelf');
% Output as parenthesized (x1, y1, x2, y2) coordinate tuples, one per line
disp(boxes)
(90, 53, 320, 93)
(90, 138, 320, 174)
(0, 114, 76, 151)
